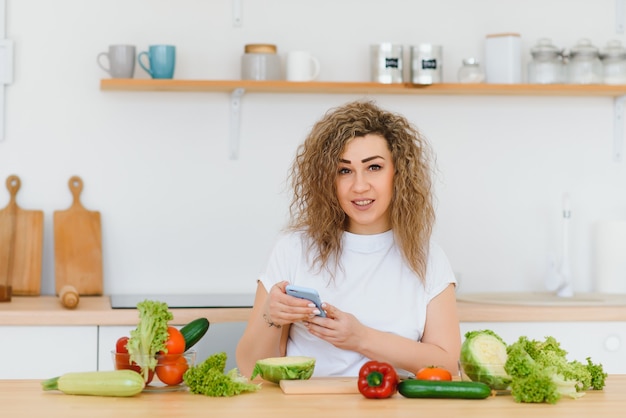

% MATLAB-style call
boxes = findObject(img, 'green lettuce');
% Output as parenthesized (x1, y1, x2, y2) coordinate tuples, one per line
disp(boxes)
(126, 300, 173, 381)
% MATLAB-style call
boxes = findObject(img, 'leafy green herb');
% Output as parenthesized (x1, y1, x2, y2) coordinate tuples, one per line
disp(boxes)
(183, 352, 260, 397)
(504, 335, 607, 404)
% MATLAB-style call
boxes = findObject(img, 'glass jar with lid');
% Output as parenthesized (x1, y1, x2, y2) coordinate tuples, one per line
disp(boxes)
(457, 58, 485, 83)
(528, 38, 564, 84)
(241, 44, 282, 80)
(566, 38, 603, 84)
(600, 40, 626, 85)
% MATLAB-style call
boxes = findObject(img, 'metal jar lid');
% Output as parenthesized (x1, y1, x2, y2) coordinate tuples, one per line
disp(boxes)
(569, 38, 600, 59)
(462, 57, 480, 66)
(600, 40, 626, 60)
(530, 38, 562, 60)
(244, 44, 277, 54)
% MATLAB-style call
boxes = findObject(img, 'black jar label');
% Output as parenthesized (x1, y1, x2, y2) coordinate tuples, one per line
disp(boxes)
(385, 58, 400, 69)
(421, 59, 438, 70)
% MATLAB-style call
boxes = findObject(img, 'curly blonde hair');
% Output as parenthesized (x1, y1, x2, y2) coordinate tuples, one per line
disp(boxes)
(288, 100, 435, 281)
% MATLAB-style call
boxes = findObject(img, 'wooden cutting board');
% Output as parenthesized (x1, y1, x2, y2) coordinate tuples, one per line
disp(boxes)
(54, 176, 103, 296)
(0, 175, 44, 296)
(280, 377, 359, 394)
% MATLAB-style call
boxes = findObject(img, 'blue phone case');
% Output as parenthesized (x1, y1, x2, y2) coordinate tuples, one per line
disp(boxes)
(285, 284, 326, 317)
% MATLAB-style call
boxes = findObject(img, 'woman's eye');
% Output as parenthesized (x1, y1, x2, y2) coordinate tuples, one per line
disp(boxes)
(368, 164, 382, 171)
(338, 167, 351, 175)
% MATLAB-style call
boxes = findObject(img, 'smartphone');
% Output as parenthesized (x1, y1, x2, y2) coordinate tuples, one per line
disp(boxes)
(285, 284, 326, 317)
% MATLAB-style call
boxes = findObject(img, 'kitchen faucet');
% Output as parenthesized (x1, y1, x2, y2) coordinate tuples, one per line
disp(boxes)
(545, 193, 574, 297)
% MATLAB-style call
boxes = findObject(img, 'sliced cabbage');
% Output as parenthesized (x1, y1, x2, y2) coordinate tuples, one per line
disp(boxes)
(460, 329, 512, 390)
(250, 356, 315, 383)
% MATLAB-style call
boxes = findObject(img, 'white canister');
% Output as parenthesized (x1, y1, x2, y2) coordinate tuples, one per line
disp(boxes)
(241, 44, 282, 80)
(370, 43, 403, 84)
(567, 39, 603, 84)
(410, 44, 442, 85)
(484, 33, 522, 83)
(600, 40, 626, 85)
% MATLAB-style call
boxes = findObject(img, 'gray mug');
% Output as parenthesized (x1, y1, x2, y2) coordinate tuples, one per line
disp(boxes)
(97, 45, 136, 78)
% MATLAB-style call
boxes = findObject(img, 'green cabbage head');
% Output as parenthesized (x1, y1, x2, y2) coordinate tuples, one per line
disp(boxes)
(460, 329, 512, 390)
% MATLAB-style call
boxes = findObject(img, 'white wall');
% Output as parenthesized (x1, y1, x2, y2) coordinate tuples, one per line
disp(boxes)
(1, 0, 625, 296)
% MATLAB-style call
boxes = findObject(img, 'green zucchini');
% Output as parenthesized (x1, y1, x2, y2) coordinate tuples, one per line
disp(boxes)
(398, 379, 492, 399)
(180, 317, 210, 351)
(41, 370, 145, 397)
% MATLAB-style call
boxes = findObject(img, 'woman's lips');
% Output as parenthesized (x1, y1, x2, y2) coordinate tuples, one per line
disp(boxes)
(352, 199, 374, 210)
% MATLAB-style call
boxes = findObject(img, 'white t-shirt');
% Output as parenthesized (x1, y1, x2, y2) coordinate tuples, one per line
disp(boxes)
(258, 229, 456, 377)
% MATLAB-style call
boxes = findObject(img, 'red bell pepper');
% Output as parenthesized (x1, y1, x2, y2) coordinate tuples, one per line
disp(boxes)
(357, 360, 398, 399)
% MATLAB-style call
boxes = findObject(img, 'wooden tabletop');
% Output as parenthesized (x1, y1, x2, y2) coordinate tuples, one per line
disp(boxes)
(2, 375, 624, 418)
(2, 295, 626, 326)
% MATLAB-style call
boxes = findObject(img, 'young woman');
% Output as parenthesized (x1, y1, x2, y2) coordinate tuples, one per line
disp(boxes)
(236, 101, 460, 378)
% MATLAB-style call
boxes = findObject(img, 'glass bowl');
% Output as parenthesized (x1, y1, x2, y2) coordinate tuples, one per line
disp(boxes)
(459, 361, 511, 392)
(112, 349, 196, 392)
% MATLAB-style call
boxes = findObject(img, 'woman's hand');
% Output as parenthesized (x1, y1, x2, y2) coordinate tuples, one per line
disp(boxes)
(263, 281, 322, 327)
(304, 303, 367, 352)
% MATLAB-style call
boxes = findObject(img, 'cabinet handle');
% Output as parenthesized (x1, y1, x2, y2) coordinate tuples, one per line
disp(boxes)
(604, 335, 621, 352)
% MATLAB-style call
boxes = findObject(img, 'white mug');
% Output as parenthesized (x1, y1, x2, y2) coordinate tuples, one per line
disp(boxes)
(286, 51, 320, 81)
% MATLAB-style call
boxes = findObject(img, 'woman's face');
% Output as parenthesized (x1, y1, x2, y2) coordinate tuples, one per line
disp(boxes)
(335, 134, 395, 234)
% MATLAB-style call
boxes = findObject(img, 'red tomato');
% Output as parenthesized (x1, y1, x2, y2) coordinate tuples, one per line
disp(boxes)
(415, 366, 453, 381)
(156, 355, 188, 386)
(115, 336, 129, 353)
(161, 326, 186, 356)
(114, 336, 155, 384)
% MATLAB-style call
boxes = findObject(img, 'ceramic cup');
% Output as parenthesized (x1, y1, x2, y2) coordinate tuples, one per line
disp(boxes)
(97, 45, 136, 78)
(286, 51, 320, 81)
(138, 45, 176, 79)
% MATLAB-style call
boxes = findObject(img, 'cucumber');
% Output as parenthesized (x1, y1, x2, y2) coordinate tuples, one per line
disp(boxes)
(398, 379, 492, 399)
(180, 317, 210, 351)
(41, 370, 145, 397)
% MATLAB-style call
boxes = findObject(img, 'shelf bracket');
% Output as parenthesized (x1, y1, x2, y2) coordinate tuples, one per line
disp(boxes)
(618, 0, 625, 33)
(229, 88, 245, 159)
(0, 0, 12, 142)
(232, 0, 242, 27)
(614, 96, 625, 162)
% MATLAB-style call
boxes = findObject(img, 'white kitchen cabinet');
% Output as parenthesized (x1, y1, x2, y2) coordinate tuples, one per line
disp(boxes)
(98, 322, 247, 372)
(0, 325, 97, 379)
(460, 322, 626, 374)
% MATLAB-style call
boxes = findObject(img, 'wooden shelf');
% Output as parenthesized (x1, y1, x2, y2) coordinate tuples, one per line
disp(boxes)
(100, 79, 626, 97)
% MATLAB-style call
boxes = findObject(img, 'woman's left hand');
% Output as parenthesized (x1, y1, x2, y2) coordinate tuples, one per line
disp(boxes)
(304, 303, 366, 351)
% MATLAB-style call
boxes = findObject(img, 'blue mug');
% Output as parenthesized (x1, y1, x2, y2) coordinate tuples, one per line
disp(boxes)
(138, 45, 176, 79)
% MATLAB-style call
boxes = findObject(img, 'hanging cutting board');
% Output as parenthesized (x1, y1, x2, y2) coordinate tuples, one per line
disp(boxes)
(0, 175, 44, 296)
(279, 377, 359, 394)
(54, 176, 103, 296)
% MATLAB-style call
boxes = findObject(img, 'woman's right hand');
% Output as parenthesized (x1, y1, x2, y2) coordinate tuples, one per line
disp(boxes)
(264, 281, 320, 327)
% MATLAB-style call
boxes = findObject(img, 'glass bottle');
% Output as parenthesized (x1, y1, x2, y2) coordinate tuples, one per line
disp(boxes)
(528, 38, 564, 84)
(566, 39, 603, 84)
(600, 40, 626, 85)
(457, 58, 485, 83)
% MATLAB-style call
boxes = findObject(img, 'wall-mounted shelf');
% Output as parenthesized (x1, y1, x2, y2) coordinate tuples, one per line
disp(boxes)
(101, 79, 626, 97)
(100, 79, 626, 161)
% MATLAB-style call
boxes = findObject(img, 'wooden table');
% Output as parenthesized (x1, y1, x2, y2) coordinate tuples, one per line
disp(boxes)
(2, 375, 624, 418)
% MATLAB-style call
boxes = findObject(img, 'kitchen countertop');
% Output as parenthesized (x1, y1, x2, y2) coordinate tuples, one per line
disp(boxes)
(2, 375, 624, 418)
(0, 296, 252, 326)
(2, 295, 626, 326)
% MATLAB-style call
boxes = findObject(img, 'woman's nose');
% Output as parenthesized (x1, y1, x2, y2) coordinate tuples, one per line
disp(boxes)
(351, 172, 370, 192)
